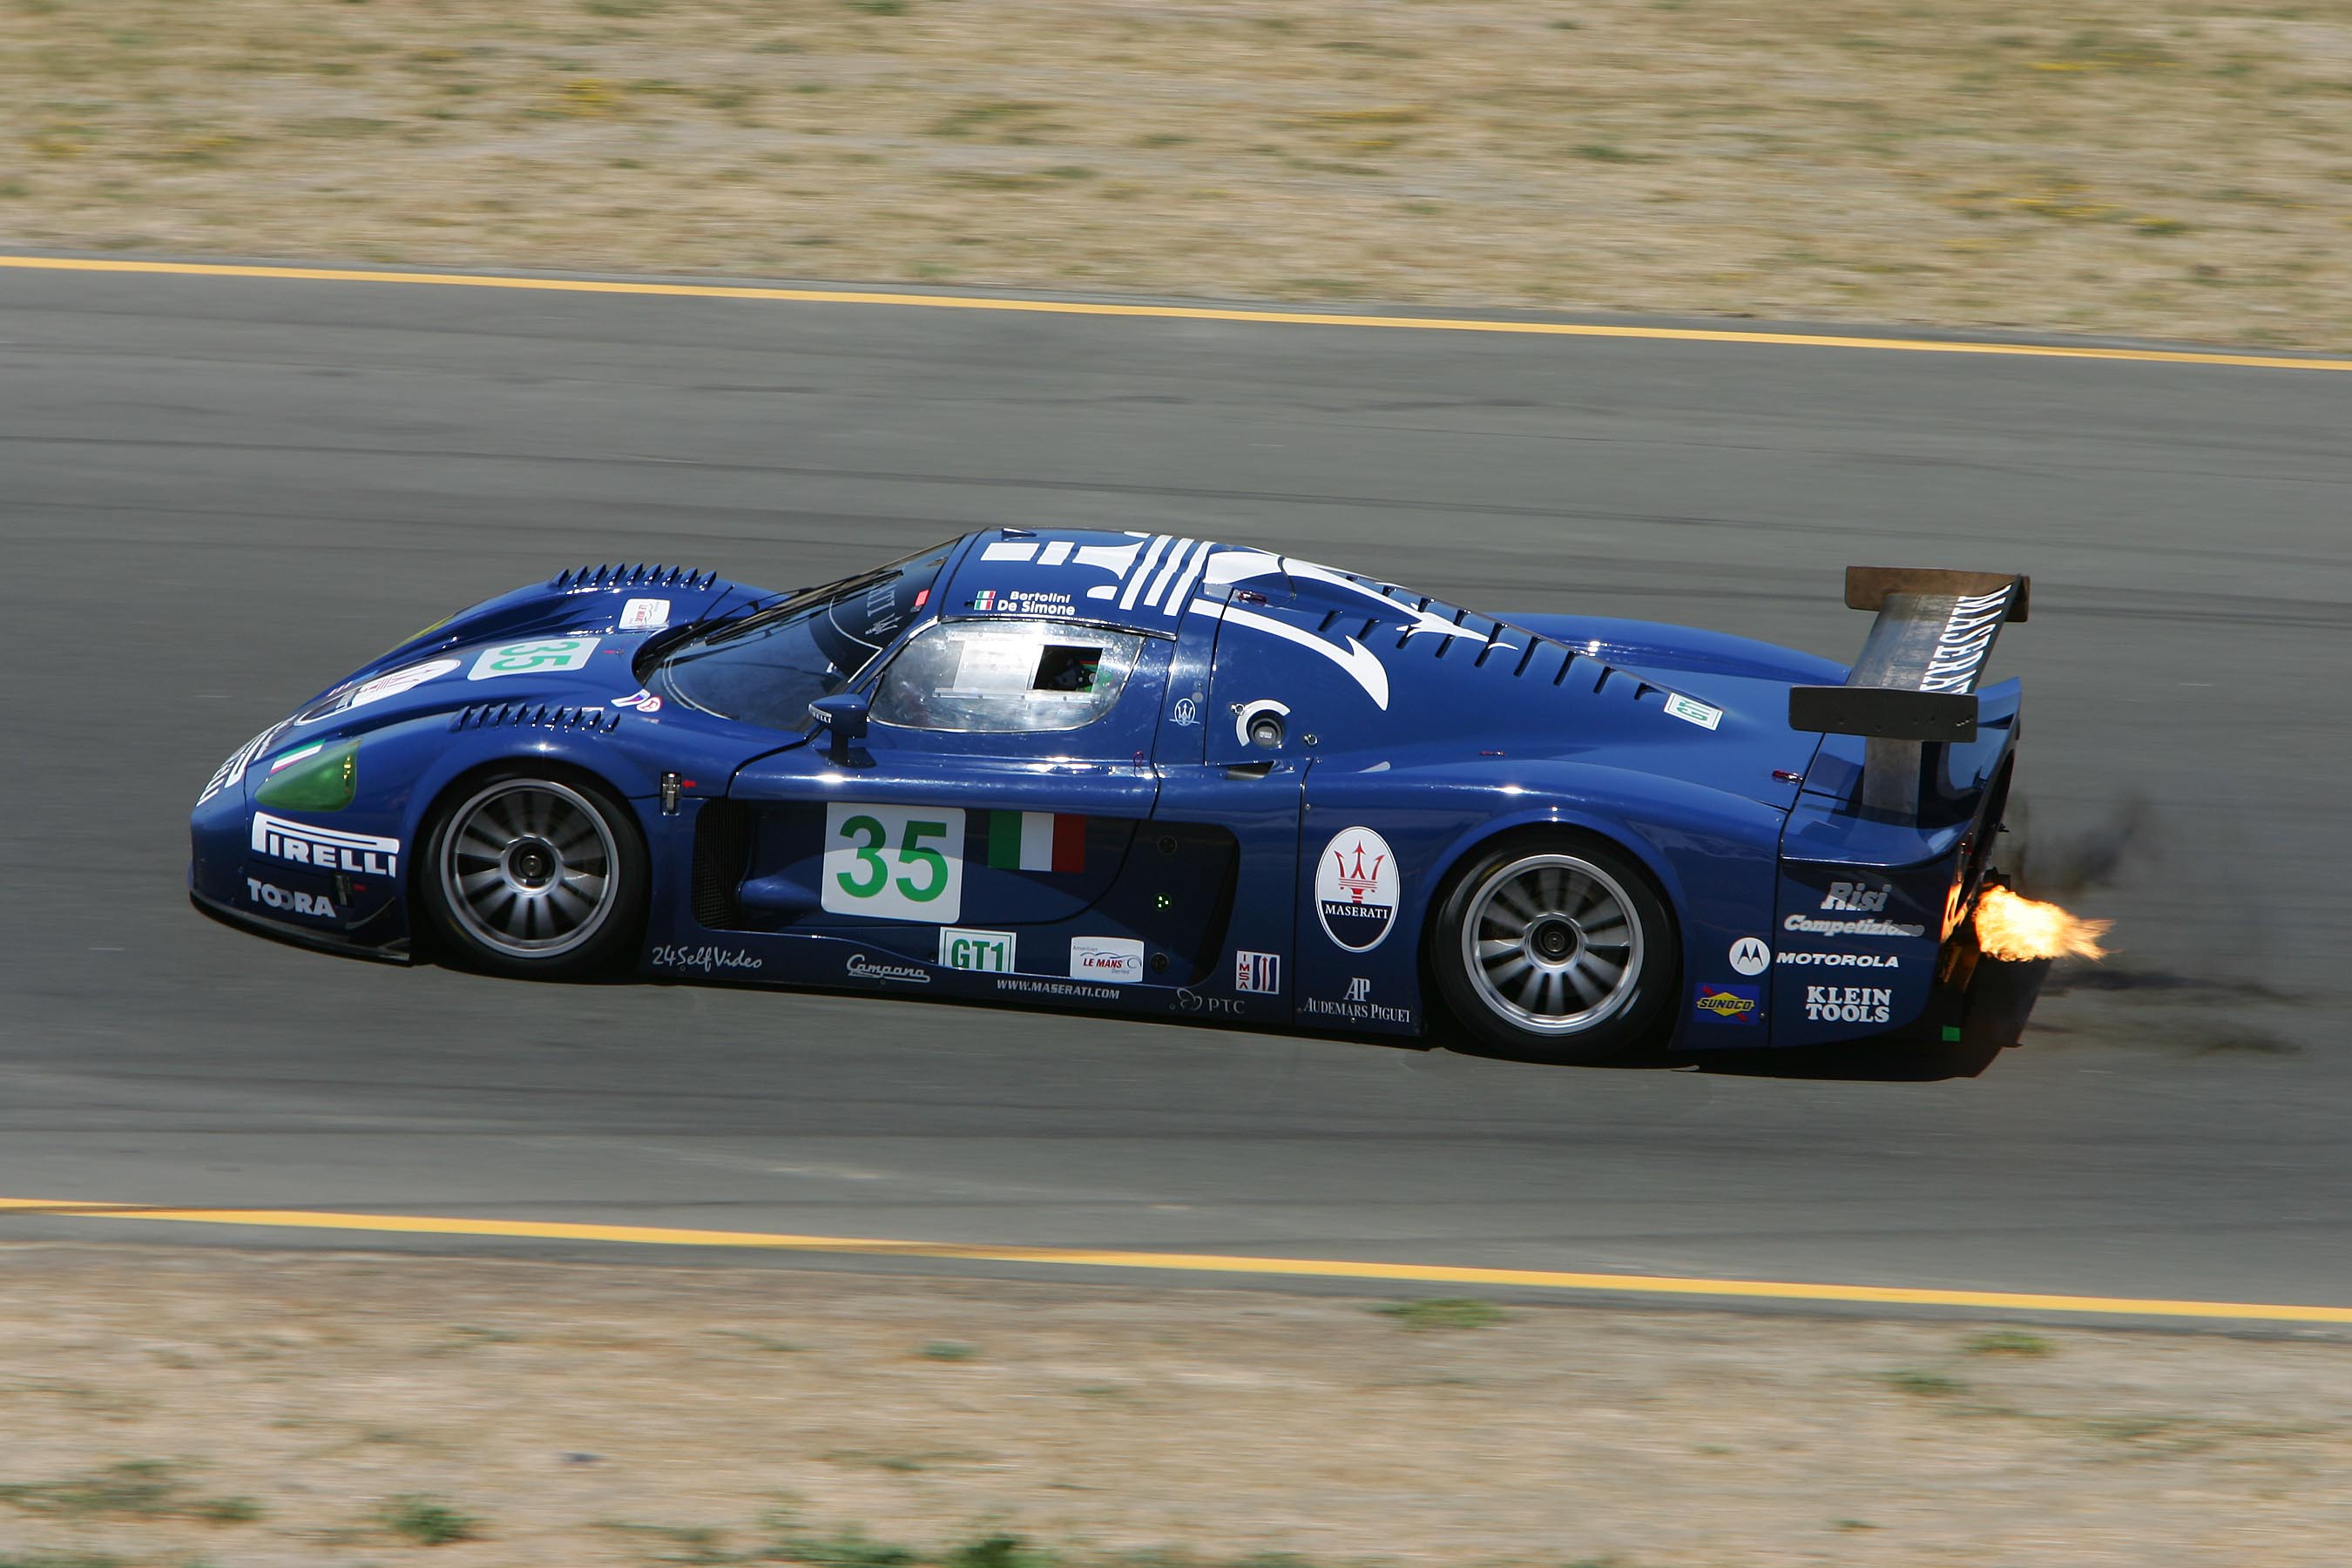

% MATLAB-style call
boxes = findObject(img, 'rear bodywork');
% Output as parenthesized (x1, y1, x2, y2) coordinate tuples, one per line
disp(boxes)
(191, 532, 2036, 1054)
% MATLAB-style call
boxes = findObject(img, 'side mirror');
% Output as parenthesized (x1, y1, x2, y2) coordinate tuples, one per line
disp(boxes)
(808, 691, 870, 762)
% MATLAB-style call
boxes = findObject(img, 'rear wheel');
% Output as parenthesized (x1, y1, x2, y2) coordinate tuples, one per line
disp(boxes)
(419, 771, 646, 979)
(1431, 831, 1676, 1064)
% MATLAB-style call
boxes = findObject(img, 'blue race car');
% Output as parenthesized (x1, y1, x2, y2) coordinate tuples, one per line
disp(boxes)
(192, 530, 2038, 1064)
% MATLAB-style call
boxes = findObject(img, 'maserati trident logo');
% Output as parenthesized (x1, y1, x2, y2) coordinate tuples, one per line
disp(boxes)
(1315, 828, 1400, 952)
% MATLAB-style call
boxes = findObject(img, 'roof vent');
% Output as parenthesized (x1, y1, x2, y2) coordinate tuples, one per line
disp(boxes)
(550, 564, 720, 591)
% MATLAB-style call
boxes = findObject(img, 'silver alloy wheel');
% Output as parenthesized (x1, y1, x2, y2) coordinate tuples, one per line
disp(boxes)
(437, 779, 619, 961)
(1459, 852, 1644, 1036)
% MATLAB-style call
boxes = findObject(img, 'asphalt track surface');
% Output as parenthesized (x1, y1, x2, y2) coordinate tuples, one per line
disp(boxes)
(3, 260, 2349, 1319)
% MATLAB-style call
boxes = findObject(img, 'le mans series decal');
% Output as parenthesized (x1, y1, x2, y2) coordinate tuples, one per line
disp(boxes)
(1315, 827, 1399, 953)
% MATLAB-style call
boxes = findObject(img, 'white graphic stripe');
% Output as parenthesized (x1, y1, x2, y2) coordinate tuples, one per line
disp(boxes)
(1120, 534, 1173, 611)
(1143, 538, 1196, 610)
(1038, 540, 1073, 566)
(1159, 542, 1212, 618)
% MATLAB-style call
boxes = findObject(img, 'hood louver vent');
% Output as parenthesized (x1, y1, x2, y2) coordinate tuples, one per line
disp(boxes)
(450, 703, 624, 735)
(550, 564, 720, 591)
(1321, 580, 1642, 694)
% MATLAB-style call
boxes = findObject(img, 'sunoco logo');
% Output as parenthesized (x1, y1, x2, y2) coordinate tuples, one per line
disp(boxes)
(1693, 983, 1760, 1023)
(250, 812, 399, 875)
(1315, 827, 1399, 953)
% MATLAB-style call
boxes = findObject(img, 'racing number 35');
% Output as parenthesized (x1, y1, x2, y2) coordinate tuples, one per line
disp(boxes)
(821, 803, 966, 923)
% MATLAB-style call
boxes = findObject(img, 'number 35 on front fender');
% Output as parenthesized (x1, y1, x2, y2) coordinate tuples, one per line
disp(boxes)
(821, 802, 965, 923)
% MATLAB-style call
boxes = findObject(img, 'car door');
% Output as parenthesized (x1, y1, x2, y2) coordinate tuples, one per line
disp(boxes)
(724, 615, 1188, 991)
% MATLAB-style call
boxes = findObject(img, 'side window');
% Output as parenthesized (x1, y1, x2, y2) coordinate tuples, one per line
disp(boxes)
(872, 620, 1145, 733)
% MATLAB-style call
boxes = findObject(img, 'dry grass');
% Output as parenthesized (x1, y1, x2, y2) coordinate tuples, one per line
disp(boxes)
(2, 0, 2349, 346)
(2, 1247, 2351, 1565)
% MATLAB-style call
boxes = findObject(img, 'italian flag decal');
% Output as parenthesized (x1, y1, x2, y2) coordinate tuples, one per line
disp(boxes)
(983, 811, 1086, 873)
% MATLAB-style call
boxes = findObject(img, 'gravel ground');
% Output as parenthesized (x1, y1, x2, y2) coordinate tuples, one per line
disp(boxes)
(2, 1247, 2349, 1566)
(3, 1, 2350, 346)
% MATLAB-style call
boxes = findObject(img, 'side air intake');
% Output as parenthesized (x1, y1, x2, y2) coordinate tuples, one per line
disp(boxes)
(449, 703, 624, 734)
(550, 564, 721, 591)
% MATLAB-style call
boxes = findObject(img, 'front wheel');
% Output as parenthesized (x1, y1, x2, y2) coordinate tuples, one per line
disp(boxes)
(418, 770, 647, 980)
(1430, 832, 1677, 1064)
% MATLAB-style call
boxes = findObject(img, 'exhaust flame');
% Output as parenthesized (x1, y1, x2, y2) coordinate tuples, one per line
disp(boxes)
(1974, 885, 2112, 963)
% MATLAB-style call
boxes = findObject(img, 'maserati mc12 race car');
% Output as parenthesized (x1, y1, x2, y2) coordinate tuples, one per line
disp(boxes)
(192, 530, 2038, 1063)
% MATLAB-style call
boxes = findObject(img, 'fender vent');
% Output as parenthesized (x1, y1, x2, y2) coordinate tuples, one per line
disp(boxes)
(692, 801, 753, 929)
(449, 703, 623, 734)
(550, 564, 721, 591)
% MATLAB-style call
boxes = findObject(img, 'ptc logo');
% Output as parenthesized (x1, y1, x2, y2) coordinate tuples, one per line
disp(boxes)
(1727, 936, 1772, 976)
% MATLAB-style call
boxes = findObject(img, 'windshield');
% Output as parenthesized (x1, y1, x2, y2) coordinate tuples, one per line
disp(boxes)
(652, 544, 953, 729)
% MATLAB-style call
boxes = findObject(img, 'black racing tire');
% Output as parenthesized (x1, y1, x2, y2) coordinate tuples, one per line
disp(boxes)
(1429, 828, 1678, 1065)
(416, 767, 648, 981)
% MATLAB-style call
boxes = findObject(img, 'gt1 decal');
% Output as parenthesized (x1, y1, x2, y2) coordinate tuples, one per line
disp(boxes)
(846, 953, 931, 986)
(467, 638, 602, 681)
(1778, 951, 1899, 969)
(619, 598, 671, 630)
(1693, 983, 1761, 1023)
(1301, 978, 1411, 1024)
(246, 877, 335, 919)
(250, 812, 399, 875)
(613, 688, 663, 713)
(1782, 914, 1927, 939)
(1070, 936, 1144, 984)
(650, 943, 764, 974)
(1234, 950, 1281, 994)
(1663, 693, 1723, 730)
(1821, 882, 1891, 913)
(1315, 828, 1399, 953)
(1805, 985, 1892, 1023)
(1727, 936, 1772, 976)
(939, 927, 1017, 973)
(821, 803, 965, 923)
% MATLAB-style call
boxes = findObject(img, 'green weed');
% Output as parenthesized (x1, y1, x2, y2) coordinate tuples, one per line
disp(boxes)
(1370, 1299, 1508, 1332)
(382, 1495, 481, 1545)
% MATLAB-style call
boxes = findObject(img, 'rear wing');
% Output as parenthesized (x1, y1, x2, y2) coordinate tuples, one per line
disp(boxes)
(1788, 567, 2029, 816)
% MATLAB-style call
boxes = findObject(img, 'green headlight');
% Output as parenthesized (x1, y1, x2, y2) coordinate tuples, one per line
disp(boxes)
(254, 740, 359, 812)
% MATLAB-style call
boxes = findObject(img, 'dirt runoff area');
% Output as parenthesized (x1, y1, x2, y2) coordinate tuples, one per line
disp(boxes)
(5, 2, 2352, 349)
(1, 1247, 2349, 1567)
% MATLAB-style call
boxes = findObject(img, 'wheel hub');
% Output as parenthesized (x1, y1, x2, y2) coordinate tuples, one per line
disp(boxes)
(1530, 916, 1580, 964)
(505, 838, 558, 889)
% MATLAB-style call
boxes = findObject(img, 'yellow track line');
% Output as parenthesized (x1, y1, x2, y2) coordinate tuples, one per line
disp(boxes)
(5, 255, 2349, 373)
(3, 1197, 2346, 1324)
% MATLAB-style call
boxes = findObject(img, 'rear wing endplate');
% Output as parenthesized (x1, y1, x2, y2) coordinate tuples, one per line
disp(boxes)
(1788, 567, 2029, 816)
